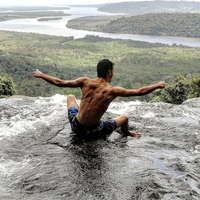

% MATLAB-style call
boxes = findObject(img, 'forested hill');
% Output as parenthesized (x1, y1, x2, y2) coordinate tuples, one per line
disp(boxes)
(98, 1, 200, 15)
(101, 13, 200, 38)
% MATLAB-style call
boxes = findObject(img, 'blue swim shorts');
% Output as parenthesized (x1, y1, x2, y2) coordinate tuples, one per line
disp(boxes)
(68, 107, 117, 139)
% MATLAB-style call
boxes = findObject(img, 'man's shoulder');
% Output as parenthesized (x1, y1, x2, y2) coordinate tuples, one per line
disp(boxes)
(79, 77, 96, 86)
(108, 86, 127, 96)
(109, 85, 125, 91)
(76, 77, 90, 82)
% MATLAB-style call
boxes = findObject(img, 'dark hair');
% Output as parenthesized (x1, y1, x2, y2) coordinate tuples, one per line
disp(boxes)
(97, 59, 114, 78)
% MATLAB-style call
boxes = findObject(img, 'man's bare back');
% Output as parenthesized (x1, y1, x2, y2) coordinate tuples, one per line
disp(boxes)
(33, 59, 166, 139)
(77, 77, 116, 126)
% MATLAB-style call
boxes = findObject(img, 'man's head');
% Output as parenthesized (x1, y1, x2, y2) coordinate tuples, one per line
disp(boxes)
(97, 59, 114, 81)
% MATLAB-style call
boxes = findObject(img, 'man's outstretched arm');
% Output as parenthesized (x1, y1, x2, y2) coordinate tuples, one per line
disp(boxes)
(33, 69, 86, 87)
(113, 82, 167, 97)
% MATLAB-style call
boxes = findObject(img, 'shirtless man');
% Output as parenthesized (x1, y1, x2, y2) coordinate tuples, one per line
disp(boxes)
(33, 59, 166, 139)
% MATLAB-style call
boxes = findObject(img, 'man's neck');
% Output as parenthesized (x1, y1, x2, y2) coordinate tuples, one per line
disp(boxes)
(97, 77, 110, 83)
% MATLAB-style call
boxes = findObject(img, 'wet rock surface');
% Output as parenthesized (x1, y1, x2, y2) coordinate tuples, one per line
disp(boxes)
(0, 95, 199, 200)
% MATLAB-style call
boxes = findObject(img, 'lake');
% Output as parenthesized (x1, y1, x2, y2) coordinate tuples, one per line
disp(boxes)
(0, 7, 200, 47)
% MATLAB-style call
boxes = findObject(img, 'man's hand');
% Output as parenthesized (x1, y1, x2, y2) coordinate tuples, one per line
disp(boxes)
(33, 69, 43, 78)
(158, 81, 167, 88)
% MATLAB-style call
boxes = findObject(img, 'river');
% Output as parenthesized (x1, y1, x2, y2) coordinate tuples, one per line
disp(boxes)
(1, 7, 200, 47)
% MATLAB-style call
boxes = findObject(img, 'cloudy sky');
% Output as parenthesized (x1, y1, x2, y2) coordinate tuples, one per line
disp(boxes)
(1, 0, 143, 6)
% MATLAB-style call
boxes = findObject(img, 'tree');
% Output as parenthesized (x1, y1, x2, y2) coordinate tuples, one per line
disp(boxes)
(189, 73, 200, 98)
(0, 74, 16, 97)
(153, 75, 190, 104)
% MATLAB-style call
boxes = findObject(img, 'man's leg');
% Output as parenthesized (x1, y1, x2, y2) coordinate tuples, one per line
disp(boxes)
(114, 115, 141, 138)
(67, 94, 79, 109)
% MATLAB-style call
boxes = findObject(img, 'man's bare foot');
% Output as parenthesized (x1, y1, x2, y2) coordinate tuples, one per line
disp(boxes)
(129, 132, 141, 139)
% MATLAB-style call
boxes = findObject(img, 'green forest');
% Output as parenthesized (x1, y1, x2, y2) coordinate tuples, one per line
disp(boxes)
(98, 1, 200, 14)
(0, 6, 70, 22)
(67, 13, 200, 38)
(0, 30, 200, 103)
(37, 17, 63, 21)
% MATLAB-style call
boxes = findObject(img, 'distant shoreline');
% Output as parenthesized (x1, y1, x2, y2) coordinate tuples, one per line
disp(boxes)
(37, 17, 63, 21)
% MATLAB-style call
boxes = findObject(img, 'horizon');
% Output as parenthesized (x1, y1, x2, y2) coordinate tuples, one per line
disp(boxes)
(1, 0, 200, 6)
(1, 0, 138, 6)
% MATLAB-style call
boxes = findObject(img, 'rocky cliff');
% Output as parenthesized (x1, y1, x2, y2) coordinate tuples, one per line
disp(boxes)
(0, 94, 199, 200)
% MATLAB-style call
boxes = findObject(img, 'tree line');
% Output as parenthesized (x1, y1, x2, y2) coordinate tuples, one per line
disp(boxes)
(0, 10, 70, 22)
(67, 13, 200, 38)
(101, 13, 200, 38)
(98, 1, 200, 15)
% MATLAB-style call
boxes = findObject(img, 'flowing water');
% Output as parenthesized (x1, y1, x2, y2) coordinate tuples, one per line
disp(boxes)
(0, 94, 199, 200)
